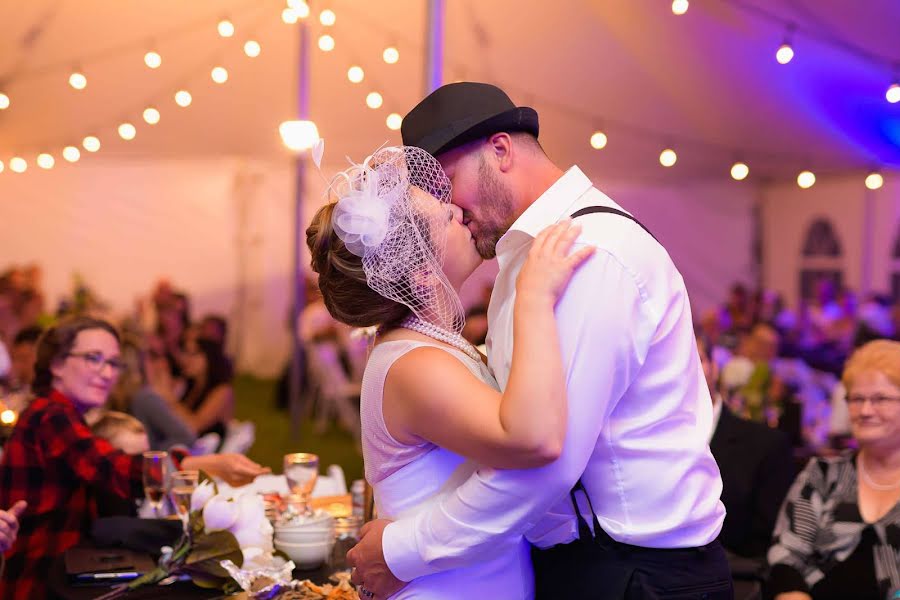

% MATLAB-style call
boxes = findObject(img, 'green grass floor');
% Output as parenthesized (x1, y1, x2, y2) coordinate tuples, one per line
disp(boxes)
(233, 375, 364, 485)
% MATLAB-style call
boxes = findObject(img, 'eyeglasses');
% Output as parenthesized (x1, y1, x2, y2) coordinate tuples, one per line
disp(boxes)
(846, 394, 900, 408)
(68, 351, 126, 373)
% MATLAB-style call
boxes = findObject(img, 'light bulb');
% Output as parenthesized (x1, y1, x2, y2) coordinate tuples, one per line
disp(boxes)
(175, 90, 192, 107)
(318, 35, 335, 52)
(797, 170, 815, 189)
(671, 0, 689, 15)
(0, 160, 3, 173)
(659, 148, 677, 167)
(776, 43, 794, 65)
(144, 51, 162, 69)
(244, 40, 261, 57)
(37, 153, 54, 169)
(69, 72, 87, 90)
(347, 66, 364, 83)
(10, 157, 26, 173)
(865, 172, 884, 190)
(386, 113, 403, 130)
(730, 162, 749, 181)
(0, 410, 15, 425)
(282, 8, 299, 24)
(366, 92, 383, 109)
(118, 123, 137, 140)
(287, 0, 310, 18)
(63, 146, 81, 162)
(887, 83, 900, 104)
(383, 47, 400, 64)
(217, 19, 235, 38)
(0, 93, 9, 109)
(211, 66, 228, 84)
(319, 9, 336, 26)
(83, 136, 101, 152)
(590, 131, 608, 150)
(279, 120, 319, 152)
(143, 107, 160, 125)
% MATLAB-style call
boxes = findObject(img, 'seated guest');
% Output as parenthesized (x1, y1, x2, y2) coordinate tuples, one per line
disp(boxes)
(198, 314, 228, 347)
(8, 326, 41, 392)
(768, 340, 900, 600)
(90, 410, 150, 455)
(699, 336, 795, 559)
(0, 316, 269, 599)
(174, 337, 234, 440)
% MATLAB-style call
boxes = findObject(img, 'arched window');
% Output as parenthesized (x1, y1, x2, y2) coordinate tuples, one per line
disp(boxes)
(799, 217, 843, 301)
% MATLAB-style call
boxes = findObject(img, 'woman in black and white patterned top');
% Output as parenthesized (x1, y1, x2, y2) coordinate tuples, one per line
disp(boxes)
(768, 340, 900, 600)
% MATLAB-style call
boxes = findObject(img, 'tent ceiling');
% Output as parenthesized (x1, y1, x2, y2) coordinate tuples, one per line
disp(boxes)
(1, 0, 899, 182)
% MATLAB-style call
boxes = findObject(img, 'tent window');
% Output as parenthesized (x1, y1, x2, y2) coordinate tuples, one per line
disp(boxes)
(799, 218, 843, 301)
(802, 218, 842, 257)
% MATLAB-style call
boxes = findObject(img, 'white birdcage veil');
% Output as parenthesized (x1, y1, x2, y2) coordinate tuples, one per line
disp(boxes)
(328, 145, 465, 334)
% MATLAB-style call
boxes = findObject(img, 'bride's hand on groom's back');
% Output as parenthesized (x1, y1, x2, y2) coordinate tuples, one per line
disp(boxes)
(347, 518, 406, 598)
(516, 219, 595, 304)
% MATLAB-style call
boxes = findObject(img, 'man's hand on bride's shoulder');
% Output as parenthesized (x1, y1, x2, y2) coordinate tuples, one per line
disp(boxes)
(347, 519, 406, 598)
(516, 219, 595, 304)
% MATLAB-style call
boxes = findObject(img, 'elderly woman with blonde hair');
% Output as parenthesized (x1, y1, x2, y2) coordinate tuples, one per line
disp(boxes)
(768, 339, 900, 600)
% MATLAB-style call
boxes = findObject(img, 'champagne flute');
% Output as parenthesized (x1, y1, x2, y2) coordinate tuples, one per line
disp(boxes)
(142, 451, 169, 518)
(284, 453, 319, 515)
(169, 470, 199, 517)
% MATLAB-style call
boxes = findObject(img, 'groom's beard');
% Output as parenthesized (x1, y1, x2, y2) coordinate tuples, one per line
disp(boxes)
(474, 156, 516, 260)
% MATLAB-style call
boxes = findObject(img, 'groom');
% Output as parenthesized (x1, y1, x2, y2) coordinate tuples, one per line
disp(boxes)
(348, 82, 732, 599)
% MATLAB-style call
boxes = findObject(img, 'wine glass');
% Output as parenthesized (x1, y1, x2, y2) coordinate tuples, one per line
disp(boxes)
(169, 470, 199, 517)
(284, 453, 319, 515)
(142, 451, 169, 518)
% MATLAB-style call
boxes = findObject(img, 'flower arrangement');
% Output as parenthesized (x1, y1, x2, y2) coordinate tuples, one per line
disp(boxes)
(97, 479, 276, 599)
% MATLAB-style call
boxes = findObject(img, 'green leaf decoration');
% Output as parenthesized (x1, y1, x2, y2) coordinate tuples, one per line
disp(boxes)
(183, 530, 243, 580)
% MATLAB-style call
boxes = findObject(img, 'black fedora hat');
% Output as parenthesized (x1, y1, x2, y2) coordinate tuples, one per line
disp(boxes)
(401, 82, 539, 156)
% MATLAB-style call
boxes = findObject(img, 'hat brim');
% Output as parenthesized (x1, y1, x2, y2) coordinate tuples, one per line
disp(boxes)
(413, 107, 539, 156)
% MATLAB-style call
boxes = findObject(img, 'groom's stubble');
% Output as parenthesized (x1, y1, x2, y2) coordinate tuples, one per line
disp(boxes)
(474, 153, 517, 260)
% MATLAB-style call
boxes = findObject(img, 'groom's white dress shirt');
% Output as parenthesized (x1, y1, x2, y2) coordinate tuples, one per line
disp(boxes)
(383, 166, 726, 581)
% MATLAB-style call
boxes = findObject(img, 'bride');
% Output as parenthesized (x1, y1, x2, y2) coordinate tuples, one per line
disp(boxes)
(305, 146, 593, 598)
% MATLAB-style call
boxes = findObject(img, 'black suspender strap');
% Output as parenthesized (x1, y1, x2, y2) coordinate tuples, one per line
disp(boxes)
(570, 206, 659, 244)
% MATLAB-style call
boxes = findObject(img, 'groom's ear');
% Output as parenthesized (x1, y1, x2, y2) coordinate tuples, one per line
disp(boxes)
(486, 133, 514, 173)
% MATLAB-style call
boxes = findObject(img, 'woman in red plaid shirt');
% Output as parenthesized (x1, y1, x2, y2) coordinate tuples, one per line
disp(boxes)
(0, 316, 269, 599)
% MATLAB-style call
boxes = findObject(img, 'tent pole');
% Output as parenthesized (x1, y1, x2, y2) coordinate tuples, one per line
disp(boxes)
(425, 0, 444, 93)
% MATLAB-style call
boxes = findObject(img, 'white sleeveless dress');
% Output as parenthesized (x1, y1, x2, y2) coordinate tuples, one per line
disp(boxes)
(361, 339, 534, 599)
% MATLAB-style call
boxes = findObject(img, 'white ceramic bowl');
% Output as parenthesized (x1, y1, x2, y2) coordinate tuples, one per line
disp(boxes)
(275, 527, 333, 545)
(275, 538, 333, 569)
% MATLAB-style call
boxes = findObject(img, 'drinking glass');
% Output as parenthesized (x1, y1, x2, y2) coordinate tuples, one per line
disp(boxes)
(283, 453, 319, 515)
(169, 470, 199, 517)
(142, 451, 169, 518)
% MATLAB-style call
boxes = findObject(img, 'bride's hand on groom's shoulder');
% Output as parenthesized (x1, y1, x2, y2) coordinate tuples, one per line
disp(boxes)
(347, 518, 406, 598)
(516, 219, 596, 304)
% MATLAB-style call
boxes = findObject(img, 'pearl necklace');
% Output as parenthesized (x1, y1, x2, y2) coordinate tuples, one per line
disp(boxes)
(399, 315, 482, 363)
(858, 454, 900, 491)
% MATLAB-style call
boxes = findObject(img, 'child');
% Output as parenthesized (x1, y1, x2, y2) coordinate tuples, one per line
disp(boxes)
(90, 411, 151, 455)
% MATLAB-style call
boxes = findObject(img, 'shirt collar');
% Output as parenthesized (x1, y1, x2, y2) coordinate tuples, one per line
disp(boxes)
(495, 166, 593, 260)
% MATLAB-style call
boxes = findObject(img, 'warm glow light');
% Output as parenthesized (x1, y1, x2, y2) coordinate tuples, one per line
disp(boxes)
(37, 153, 54, 169)
(175, 90, 192, 107)
(63, 146, 81, 162)
(797, 170, 816, 189)
(244, 40, 261, 57)
(83, 136, 101, 152)
(319, 9, 336, 26)
(279, 120, 320, 152)
(143, 107, 161, 125)
(217, 19, 235, 38)
(0, 93, 9, 109)
(671, 0, 689, 15)
(0, 410, 16, 425)
(659, 148, 677, 167)
(366, 92, 383, 109)
(776, 43, 794, 65)
(287, 0, 310, 18)
(865, 172, 884, 190)
(887, 83, 900, 104)
(10, 157, 26, 173)
(144, 51, 162, 69)
(69, 72, 87, 90)
(730, 162, 749, 181)
(282, 8, 299, 24)
(386, 113, 403, 130)
(347, 66, 364, 83)
(0, 160, 4, 174)
(383, 47, 400, 64)
(118, 123, 137, 140)
(211, 66, 229, 84)
(590, 131, 608, 150)
(318, 35, 335, 52)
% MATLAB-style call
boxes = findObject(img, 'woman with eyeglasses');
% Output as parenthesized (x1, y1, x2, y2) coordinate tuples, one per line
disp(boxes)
(0, 316, 269, 600)
(768, 339, 900, 600)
